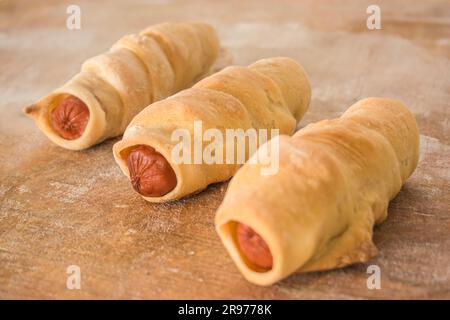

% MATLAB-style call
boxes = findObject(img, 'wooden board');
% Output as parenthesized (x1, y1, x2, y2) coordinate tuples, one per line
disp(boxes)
(0, 0, 449, 299)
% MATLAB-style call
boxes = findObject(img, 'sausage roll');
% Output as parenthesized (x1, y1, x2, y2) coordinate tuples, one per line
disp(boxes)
(24, 22, 220, 150)
(215, 98, 420, 285)
(113, 57, 311, 202)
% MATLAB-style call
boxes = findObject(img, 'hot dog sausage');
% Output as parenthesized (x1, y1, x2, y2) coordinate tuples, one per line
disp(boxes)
(127, 145, 177, 197)
(236, 223, 273, 270)
(51, 95, 89, 140)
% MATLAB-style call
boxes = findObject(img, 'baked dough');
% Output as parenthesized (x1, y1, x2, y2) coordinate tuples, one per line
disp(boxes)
(215, 98, 420, 286)
(24, 22, 220, 150)
(113, 57, 311, 202)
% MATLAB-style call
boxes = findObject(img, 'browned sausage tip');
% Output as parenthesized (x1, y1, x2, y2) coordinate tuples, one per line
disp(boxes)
(127, 145, 177, 197)
(51, 95, 90, 140)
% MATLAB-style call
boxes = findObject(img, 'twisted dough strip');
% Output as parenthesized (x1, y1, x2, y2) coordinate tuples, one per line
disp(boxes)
(113, 57, 311, 202)
(215, 98, 420, 286)
(24, 22, 219, 150)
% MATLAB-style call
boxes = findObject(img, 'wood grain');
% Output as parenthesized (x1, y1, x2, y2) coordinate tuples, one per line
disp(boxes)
(0, 0, 449, 299)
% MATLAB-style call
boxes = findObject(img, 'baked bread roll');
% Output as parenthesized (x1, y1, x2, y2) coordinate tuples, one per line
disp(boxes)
(113, 57, 311, 202)
(24, 22, 220, 150)
(215, 98, 420, 286)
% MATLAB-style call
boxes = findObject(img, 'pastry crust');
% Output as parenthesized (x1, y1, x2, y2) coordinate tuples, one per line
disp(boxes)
(113, 57, 311, 202)
(24, 22, 220, 150)
(215, 98, 420, 286)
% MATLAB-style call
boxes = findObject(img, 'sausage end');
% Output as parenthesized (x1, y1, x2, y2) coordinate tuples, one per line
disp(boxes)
(127, 145, 177, 197)
(50, 95, 90, 140)
(236, 223, 273, 270)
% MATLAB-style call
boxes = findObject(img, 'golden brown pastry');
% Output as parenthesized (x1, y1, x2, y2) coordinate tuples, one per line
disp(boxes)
(215, 98, 420, 286)
(24, 22, 220, 150)
(113, 57, 311, 202)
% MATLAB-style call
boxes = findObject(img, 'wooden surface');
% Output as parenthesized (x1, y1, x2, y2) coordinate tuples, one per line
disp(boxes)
(0, 0, 449, 299)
